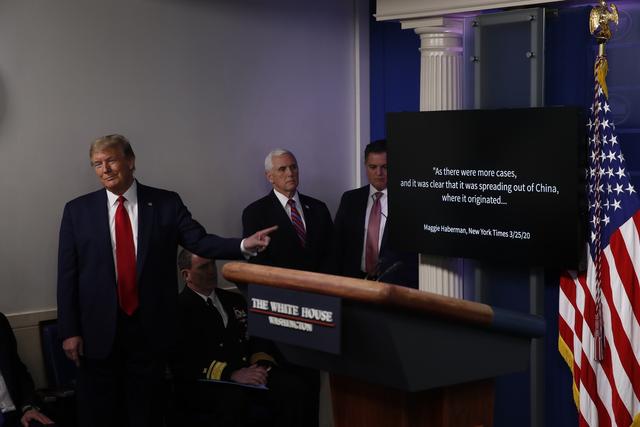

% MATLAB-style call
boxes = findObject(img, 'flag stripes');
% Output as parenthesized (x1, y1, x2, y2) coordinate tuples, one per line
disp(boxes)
(559, 213, 640, 426)
(558, 56, 640, 426)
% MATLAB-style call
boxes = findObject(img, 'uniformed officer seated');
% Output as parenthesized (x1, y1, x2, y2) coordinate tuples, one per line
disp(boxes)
(170, 249, 315, 427)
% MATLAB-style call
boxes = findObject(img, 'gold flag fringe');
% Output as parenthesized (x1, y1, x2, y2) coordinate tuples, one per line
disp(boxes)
(595, 55, 609, 98)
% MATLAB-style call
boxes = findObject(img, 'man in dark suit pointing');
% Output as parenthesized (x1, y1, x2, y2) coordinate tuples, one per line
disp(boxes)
(331, 140, 418, 287)
(57, 134, 276, 427)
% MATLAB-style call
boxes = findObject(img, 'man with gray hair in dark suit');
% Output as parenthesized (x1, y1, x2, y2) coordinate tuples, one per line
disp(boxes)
(242, 149, 334, 427)
(242, 148, 333, 273)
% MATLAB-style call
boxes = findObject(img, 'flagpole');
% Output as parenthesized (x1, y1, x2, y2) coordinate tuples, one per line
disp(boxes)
(588, 0, 618, 362)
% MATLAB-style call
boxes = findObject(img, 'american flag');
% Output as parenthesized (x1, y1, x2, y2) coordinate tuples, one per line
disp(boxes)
(558, 57, 640, 427)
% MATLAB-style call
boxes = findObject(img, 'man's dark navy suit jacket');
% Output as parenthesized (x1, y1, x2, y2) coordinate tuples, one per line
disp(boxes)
(57, 182, 243, 359)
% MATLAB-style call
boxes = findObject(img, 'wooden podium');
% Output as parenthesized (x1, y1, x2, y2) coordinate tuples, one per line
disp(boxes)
(222, 262, 545, 427)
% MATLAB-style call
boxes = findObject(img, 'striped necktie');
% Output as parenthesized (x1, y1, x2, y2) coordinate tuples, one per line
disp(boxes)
(287, 199, 306, 247)
(365, 192, 383, 275)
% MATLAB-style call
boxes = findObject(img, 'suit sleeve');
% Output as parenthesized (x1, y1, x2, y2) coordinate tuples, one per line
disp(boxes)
(328, 193, 349, 275)
(172, 321, 242, 382)
(57, 203, 81, 340)
(0, 314, 37, 410)
(174, 192, 243, 260)
(317, 202, 335, 274)
(242, 203, 275, 267)
(248, 337, 278, 367)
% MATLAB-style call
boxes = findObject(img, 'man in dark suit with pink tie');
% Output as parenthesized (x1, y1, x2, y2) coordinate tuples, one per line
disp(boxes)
(57, 134, 277, 427)
(331, 140, 418, 288)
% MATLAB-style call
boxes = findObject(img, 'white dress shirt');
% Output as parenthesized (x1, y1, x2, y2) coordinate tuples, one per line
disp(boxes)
(0, 370, 16, 413)
(273, 189, 307, 229)
(361, 185, 388, 272)
(106, 182, 139, 279)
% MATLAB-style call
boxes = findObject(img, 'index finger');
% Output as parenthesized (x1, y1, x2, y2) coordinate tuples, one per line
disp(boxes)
(259, 225, 278, 236)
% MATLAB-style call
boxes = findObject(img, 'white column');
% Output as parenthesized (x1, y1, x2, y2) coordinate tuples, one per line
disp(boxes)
(401, 18, 465, 298)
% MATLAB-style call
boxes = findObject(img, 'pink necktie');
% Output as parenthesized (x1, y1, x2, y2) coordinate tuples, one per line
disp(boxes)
(288, 199, 306, 247)
(116, 196, 138, 315)
(365, 192, 383, 275)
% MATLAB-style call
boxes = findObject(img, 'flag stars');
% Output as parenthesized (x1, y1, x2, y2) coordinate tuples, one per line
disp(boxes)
(616, 167, 626, 179)
(626, 183, 635, 194)
(614, 183, 624, 195)
(602, 215, 610, 226)
(612, 199, 621, 211)
(606, 151, 616, 162)
(618, 153, 624, 163)
(601, 119, 610, 130)
(611, 135, 618, 145)
(603, 102, 611, 113)
(606, 167, 614, 178)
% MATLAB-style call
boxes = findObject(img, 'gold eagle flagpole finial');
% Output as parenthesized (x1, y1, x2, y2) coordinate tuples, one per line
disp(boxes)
(590, 0, 619, 97)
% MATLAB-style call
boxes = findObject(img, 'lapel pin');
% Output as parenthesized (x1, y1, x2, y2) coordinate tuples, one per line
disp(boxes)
(148, 202, 153, 206)
(304, 204, 310, 209)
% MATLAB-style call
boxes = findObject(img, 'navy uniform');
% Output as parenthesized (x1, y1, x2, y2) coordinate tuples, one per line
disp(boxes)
(171, 287, 314, 426)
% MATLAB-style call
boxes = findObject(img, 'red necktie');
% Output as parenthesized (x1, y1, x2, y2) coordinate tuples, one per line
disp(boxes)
(116, 196, 138, 315)
(365, 192, 383, 275)
(288, 199, 306, 247)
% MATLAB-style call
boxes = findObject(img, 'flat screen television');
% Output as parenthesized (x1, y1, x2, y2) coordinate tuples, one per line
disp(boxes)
(386, 107, 587, 269)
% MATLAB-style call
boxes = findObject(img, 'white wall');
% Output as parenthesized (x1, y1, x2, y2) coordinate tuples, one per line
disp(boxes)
(0, 0, 368, 315)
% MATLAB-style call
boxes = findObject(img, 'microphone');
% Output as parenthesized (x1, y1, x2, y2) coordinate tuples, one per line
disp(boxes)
(364, 259, 383, 281)
(376, 261, 403, 282)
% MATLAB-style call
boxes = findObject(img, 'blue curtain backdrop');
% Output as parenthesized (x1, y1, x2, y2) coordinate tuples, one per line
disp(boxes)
(370, 1, 640, 426)
(369, 2, 419, 141)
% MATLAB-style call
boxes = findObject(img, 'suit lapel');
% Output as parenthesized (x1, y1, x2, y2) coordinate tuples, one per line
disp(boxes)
(95, 189, 116, 280)
(299, 194, 313, 242)
(268, 191, 301, 245)
(380, 216, 390, 253)
(354, 186, 370, 250)
(136, 183, 153, 281)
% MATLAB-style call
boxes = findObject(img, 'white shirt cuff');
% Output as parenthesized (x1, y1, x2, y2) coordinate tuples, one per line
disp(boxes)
(240, 238, 257, 259)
